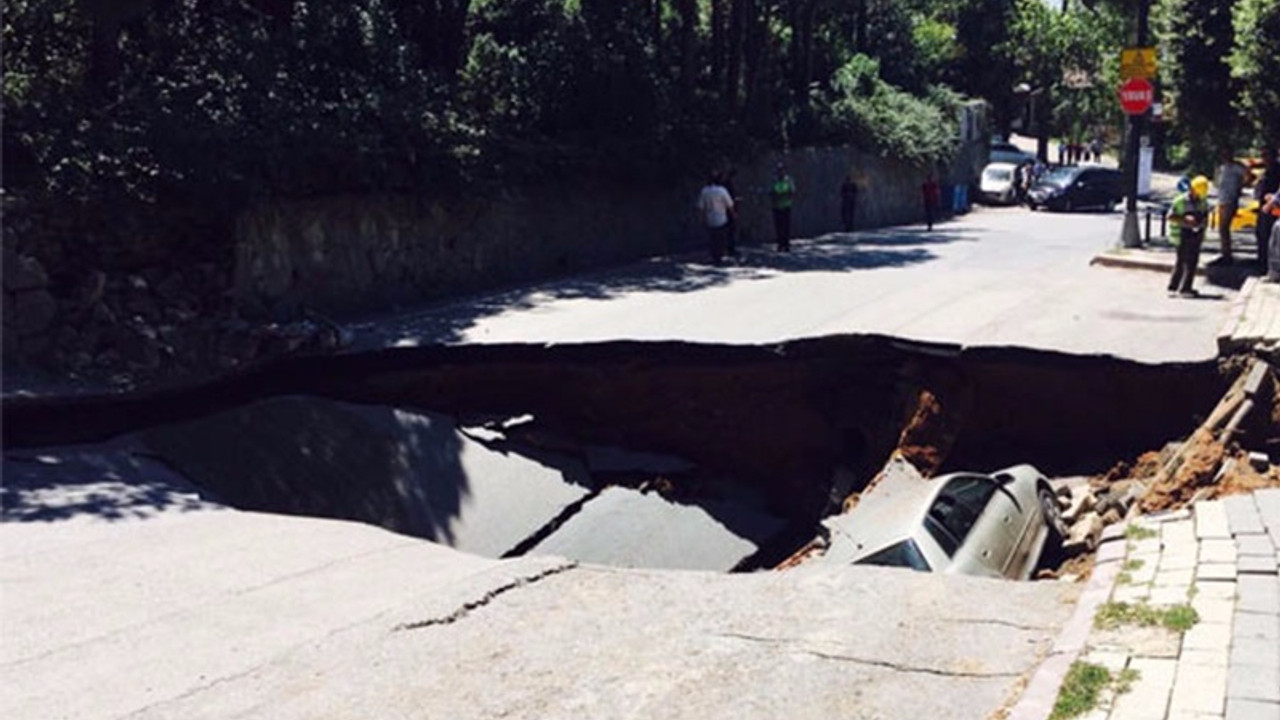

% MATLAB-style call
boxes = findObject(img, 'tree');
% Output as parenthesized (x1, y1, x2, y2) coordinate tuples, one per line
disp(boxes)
(1165, 0, 1241, 166)
(1229, 0, 1280, 142)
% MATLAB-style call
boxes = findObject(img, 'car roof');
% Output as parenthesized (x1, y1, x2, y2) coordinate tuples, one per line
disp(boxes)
(983, 162, 1019, 172)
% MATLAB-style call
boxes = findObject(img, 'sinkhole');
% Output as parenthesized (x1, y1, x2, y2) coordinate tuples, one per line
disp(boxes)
(5, 335, 1276, 574)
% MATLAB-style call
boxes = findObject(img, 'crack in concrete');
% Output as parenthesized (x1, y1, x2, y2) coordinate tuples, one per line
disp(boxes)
(939, 617, 1056, 632)
(393, 562, 577, 631)
(714, 632, 1020, 678)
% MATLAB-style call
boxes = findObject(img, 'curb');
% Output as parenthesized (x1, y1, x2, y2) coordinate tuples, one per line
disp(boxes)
(1005, 522, 1130, 720)
(1090, 252, 1200, 276)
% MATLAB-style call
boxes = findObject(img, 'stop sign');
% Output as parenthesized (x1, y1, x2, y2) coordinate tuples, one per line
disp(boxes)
(1118, 77, 1154, 115)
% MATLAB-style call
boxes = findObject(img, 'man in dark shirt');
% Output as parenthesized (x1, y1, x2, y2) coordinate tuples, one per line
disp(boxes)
(840, 174, 859, 233)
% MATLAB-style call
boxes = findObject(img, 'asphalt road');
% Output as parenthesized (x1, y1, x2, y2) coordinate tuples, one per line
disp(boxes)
(350, 205, 1233, 363)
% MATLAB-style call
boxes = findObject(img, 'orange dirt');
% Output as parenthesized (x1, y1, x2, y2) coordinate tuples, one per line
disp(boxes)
(896, 389, 954, 477)
(1135, 429, 1280, 512)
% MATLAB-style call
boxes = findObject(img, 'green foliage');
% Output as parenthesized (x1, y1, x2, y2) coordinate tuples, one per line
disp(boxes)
(1049, 661, 1142, 720)
(1229, 0, 1280, 140)
(1050, 662, 1113, 720)
(814, 55, 961, 166)
(1165, 0, 1242, 165)
(1094, 601, 1200, 632)
(1124, 524, 1157, 540)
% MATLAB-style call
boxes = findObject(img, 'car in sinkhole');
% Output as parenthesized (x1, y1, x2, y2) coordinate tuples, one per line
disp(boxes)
(820, 464, 1065, 580)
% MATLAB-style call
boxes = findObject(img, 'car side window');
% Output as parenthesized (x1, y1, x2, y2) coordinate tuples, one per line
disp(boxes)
(925, 476, 996, 557)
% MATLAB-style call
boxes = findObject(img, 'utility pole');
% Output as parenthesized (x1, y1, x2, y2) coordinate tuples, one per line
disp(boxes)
(1120, 0, 1152, 248)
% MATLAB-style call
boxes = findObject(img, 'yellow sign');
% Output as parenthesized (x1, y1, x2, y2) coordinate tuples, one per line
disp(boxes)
(1120, 47, 1157, 80)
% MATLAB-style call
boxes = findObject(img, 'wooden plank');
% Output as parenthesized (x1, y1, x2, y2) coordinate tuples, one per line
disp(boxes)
(1243, 360, 1271, 397)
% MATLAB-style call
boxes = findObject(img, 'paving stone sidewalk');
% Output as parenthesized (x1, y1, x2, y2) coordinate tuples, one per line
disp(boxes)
(1070, 490, 1280, 720)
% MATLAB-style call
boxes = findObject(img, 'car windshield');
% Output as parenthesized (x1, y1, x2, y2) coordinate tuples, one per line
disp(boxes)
(984, 167, 1013, 182)
(857, 539, 930, 571)
(1039, 167, 1077, 187)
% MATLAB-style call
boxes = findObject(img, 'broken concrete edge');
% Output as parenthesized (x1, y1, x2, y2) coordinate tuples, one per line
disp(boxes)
(1002, 518, 1131, 720)
(1089, 251, 1203, 276)
(1217, 276, 1259, 354)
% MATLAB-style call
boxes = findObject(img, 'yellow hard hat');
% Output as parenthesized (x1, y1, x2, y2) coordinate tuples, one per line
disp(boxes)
(1190, 175, 1210, 195)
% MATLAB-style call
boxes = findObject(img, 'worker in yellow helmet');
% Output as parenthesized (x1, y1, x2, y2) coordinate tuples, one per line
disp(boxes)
(1166, 175, 1210, 298)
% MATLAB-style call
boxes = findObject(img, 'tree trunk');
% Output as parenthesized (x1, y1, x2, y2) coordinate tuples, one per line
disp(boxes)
(675, 0, 698, 104)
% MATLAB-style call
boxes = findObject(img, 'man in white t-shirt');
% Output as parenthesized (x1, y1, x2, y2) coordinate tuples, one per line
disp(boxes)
(697, 173, 735, 264)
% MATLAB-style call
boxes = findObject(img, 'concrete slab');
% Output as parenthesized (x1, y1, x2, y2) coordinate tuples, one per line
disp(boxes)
(1197, 501, 1232, 540)
(1200, 563, 1241, 582)
(1237, 576, 1280, 615)
(1170, 659, 1228, 716)
(1226, 698, 1280, 720)
(0, 510, 1083, 720)
(1239, 555, 1280, 575)
(529, 486, 786, 571)
(1227, 663, 1280, 703)
(1225, 495, 1266, 535)
(1110, 657, 1176, 720)
(1234, 611, 1280, 642)
(1202, 539, 1240, 564)
(140, 397, 592, 558)
(1237, 535, 1278, 557)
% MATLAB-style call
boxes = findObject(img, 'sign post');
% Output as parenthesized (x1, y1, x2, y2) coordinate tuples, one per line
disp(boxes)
(1118, 15, 1155, 248)
(1118, 77, 1154, 116)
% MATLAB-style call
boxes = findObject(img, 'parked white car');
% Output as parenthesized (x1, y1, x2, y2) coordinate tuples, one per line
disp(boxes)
(979, 162, 1022, 205)
(819, 463, 1064, 580)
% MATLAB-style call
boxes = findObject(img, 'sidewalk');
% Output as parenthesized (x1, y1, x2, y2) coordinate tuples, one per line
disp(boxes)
(1010, 491, 1280, 720)
(1079, 494, 1279, 720)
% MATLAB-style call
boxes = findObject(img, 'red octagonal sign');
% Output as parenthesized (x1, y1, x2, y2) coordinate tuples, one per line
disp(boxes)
(1118, 77, 1154, 116)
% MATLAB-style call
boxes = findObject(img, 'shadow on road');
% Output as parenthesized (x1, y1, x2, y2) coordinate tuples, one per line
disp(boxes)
(349, 225, 978, 348)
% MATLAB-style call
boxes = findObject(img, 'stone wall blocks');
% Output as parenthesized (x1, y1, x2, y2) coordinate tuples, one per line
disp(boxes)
(4, 254, 49, 292)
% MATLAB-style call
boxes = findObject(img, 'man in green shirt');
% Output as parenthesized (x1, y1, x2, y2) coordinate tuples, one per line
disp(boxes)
(1166, 175, 1210, 298)
(769, 163, 796, 252)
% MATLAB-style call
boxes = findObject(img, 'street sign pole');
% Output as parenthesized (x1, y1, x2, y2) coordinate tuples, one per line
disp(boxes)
(1120, 0, 1152, 248)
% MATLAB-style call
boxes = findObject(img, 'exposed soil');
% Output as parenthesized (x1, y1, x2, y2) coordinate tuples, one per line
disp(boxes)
(896, 390, 951, 477)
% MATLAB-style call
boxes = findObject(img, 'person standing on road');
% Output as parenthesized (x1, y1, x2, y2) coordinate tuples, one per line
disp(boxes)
(1214, 150, 1247, 263)
(1256, 147, 1279, 275)
(769, 163, 796, 252)
(840, 173, 859, 234)
(697, 172, 735, 265)
(723, 168, 740, 258)
(921, 173, 941, 232)
(1166, 175, 1210, 298)
(1262, 189, 1280, 282)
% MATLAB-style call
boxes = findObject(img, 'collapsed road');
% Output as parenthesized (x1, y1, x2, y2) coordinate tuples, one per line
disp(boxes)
(7, 333, 1270, 572)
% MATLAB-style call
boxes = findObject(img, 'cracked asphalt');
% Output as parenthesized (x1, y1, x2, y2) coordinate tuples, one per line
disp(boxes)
(1, 506, 1081, 720)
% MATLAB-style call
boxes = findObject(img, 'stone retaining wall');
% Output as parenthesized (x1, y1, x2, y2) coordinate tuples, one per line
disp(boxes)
(234, 130, 987, 316)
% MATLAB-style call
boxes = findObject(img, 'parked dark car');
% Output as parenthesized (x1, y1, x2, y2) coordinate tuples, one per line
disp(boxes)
(1027, 166, 1124, 212)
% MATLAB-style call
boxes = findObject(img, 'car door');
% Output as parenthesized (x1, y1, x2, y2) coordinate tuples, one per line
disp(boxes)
(1074, 170, 1100, 207)
(924, 475, 1019, 577)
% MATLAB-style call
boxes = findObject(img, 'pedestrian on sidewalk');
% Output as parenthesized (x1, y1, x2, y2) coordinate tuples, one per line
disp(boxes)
(696, 171, 734, 265)
(840, 173, 859, 234)
(921, 173, 941, 232)
(1166, 175, 1210, 298)
(769, 162, 796, 252)
(1256, 147, 1279, 275)
(1262, 186, 1280, 282)
(1214, 149, 1247, 263)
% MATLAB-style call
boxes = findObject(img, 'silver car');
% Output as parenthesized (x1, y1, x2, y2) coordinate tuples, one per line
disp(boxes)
(820, 464, 1064, 580)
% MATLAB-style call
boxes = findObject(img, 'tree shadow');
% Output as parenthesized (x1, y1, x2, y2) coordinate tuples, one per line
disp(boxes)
(1, 439, 222, 523)
(347, 225, 977, 349)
